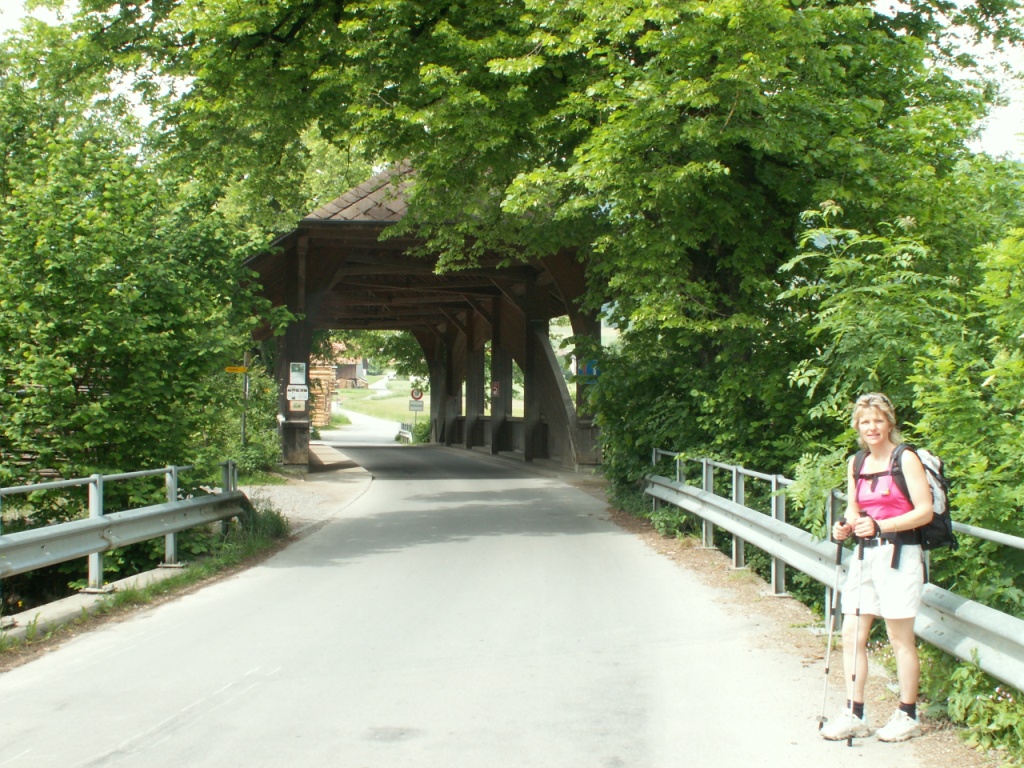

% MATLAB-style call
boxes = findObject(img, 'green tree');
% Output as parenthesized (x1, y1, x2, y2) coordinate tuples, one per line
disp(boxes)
(341, 330, 429, 381)
(66, 0, 1022, 484)
(0, 26, 270, 487)
(72, 0, 1020, 255)
(782, 206, 1024, 608)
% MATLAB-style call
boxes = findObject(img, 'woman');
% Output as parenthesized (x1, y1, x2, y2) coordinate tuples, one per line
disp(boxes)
(820, 393, 934, 743)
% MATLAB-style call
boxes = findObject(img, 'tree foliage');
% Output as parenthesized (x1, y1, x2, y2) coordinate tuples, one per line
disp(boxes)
(0, 24, 272, 485)
(338, 330, 430, 381)
(56, 0, 1019, 474)
(781, 206, 1024, 610)
(72, 0, 1018, 256)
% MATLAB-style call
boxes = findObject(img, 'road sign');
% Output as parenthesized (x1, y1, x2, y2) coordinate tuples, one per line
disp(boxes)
(409, 400, 424, 412)
(286, 385, 309, 401)
(411, 388, 423, 400)
(225, 366, 249, 374)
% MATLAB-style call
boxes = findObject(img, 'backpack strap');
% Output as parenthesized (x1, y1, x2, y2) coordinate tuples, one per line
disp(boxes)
(888, 443, 914, 501)
(889, 444, 928, 566)
(855, 447, 905, 491)
(853, 449, 868, 480)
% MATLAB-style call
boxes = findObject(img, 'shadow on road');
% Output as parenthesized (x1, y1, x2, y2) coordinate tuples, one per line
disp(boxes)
(262, 474, 611, 567)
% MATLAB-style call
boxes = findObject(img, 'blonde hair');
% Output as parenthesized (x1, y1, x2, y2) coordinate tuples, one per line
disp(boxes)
(851, 392, 902, 449)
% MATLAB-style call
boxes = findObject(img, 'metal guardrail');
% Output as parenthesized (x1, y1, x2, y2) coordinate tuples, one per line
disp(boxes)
(399, 422, 413, 443)
(645, 451, 1024, 693)
(0, 463, 246, 597)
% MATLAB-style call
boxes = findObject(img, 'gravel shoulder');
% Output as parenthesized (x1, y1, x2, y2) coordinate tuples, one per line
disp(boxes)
(242, 442, 373, 538)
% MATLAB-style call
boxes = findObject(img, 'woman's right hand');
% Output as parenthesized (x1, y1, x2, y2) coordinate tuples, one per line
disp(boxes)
(832, 519, 853, 542)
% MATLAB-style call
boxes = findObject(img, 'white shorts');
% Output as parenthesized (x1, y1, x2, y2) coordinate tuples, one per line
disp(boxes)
(840, 542, 924, 620)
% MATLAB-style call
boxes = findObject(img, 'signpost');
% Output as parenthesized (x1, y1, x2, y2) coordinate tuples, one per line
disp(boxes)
(409, 388, 424, 431)
(226, 357, 251, 445)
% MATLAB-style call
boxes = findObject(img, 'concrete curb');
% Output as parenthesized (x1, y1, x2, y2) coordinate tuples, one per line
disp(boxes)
(1, 566, 185, 643)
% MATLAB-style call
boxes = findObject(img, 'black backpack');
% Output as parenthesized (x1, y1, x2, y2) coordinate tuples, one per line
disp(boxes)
(853, 444, 958, 552)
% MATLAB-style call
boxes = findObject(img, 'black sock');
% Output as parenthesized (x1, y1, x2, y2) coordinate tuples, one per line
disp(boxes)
(899, 701, 917, 720)
(848, 700, 865, 719)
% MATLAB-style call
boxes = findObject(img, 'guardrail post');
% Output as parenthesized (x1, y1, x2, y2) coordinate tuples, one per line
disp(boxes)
(163, 467, 181, 567)
(701, 460, 714, 548)
(770, 475, 787, 596)
(0, 493, 5, 626)
(219, 462, 237, 535)
(650, 449, 662, 515)
(86, 474, 106, 591)
(731, 467, 747, 569)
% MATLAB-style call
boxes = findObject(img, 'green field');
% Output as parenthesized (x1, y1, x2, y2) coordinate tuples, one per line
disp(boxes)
(335, 376, 525, 423)
(334, 377, 429, 423)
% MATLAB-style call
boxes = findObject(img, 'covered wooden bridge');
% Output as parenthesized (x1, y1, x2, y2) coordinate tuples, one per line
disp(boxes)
(245, 165, 602, 469)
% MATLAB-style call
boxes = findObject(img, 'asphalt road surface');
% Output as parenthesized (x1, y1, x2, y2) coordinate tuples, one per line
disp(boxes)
(0, 425, 925, 767)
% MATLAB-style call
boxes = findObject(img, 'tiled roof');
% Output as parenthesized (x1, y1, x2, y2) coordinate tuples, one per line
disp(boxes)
(303, 161, 413, 222)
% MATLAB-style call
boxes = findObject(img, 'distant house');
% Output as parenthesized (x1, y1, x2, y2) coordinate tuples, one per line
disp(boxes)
(336, 358, 368, 389)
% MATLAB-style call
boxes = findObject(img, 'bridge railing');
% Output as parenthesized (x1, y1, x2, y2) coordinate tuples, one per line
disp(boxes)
(0, 462, 248, 599)
(647, 449, 1024, 693)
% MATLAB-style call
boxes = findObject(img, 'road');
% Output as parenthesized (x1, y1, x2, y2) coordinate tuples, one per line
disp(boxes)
(0, 417, 925, 767)
(330, 407, 403, 445)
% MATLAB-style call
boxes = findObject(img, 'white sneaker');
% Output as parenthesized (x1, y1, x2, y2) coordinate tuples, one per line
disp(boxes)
(820, 708, 871, 740)
(876, 709, 923, 742)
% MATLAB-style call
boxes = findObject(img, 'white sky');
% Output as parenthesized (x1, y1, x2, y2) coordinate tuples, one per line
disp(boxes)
(0, 0, 1021, 157)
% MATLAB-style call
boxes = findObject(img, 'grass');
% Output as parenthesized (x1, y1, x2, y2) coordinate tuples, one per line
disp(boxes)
(238, 470, 289, 486)
(335, 378, 429, 423)
(335, 376, 527, 422)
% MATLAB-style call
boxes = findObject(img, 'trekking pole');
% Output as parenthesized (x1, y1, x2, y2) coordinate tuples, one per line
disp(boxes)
(818, 529, 845, 730)
(847, 537, 866, 748)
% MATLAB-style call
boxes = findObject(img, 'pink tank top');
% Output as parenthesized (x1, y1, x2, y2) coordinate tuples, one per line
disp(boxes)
(856, 469, 913, 520)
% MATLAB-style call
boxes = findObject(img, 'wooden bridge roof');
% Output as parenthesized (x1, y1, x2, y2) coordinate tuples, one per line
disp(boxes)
(245, 164, 586, 339)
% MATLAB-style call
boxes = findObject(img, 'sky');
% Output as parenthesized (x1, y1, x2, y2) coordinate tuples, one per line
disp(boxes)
(0, 0, 1021, 158)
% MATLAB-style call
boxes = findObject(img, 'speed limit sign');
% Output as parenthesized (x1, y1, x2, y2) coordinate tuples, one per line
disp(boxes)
(411, 388, 423, 400)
